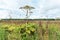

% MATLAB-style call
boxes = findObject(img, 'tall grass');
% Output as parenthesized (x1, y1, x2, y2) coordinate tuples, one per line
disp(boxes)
(0, 21, 60, 40)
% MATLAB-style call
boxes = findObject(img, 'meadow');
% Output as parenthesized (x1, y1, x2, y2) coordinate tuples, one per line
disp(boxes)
(0, 20, 60, 40)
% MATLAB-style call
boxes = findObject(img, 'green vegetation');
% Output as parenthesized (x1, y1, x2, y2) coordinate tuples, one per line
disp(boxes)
(0, 22, 60, 40)
(0, 23, 38, 40)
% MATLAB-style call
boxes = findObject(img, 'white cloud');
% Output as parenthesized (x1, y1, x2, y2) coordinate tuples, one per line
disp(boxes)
(29, 15, 40, 19)
(0, 10, 9, 19)
(37, 0, 60, 18)
(0, 0, 19, 9)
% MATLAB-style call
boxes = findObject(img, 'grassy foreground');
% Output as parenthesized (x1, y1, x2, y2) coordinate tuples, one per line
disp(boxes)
(0, 21, 60, 40)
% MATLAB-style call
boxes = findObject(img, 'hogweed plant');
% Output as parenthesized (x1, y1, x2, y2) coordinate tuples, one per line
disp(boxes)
(2, 23, 38, 40)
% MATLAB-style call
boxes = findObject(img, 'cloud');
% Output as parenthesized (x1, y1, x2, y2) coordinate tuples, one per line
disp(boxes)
(0, 10, 9, 19)
(29, 15, 40, 19)
(38, 0, 60, 18)
(0, 0, 19, 9)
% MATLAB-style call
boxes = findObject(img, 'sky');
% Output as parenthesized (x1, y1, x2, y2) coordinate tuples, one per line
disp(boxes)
(0, 0, 60, 19)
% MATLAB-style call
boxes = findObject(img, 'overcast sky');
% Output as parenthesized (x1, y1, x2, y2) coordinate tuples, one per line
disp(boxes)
(0, 0, 60, 19)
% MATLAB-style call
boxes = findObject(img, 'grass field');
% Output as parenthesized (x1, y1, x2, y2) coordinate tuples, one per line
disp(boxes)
(0, 20, 60, 40)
